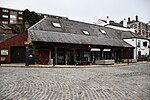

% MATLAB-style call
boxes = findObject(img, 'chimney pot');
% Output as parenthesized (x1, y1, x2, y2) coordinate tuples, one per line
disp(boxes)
(136, 15, 138, 21)
(123, 18, 127, 27)
(106, 16, 109, 24)
(128, 17, 130, 22)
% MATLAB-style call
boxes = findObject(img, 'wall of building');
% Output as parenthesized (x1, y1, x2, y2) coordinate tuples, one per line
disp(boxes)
(0, 33, 26, 63)
(0, 7, 23, 24)
(124, 38, 149, 59)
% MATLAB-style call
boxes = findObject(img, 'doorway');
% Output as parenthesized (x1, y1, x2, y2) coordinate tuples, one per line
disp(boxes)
(11, 46, 26, 63)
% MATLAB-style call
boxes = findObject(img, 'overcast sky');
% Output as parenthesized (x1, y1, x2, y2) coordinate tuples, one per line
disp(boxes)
(0, 0, 150, 23)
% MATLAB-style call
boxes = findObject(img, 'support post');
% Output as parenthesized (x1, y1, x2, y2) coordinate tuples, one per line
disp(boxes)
(55, 47, 57, 65)
(73, 48, 76, 65)
(65, 50, 67, 65)
(25, 45, 29, 66)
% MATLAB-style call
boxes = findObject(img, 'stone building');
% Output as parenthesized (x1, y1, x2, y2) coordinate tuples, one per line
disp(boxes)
(127, 16, 150, 39)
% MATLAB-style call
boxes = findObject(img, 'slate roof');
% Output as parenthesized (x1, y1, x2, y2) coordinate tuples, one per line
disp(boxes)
(0, 24, 12, 30)
(29, 16, 135, 48)
(0, 33, 17, 42)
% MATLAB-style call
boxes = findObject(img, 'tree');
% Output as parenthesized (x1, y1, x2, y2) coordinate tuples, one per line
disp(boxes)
(22, 9, 43, 27)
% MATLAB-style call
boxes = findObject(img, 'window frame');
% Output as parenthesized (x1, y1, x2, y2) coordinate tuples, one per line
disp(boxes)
(100, 29, 107, 35)
(52, 22, 61, 28)
(82, 30, 90, 35)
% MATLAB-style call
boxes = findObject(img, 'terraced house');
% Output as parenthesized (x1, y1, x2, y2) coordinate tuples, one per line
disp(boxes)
(27, 16, 136, 65)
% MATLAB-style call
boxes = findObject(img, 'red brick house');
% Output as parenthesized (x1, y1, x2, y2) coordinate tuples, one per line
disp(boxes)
(0, 33, 26, 63)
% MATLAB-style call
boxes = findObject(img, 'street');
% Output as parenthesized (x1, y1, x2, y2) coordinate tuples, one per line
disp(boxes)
(0, 64, 150, 100)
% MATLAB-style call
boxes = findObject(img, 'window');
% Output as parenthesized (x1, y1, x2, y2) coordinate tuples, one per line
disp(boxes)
(82, 30, 90, 35)
(10, 20, 16, 24)
(2, 21, 8, 24)
(18, 17, 22, 20)
(2, 9, 8, 12)
(10, 11, 17, 15)
(52, 22, 61, 27)
(100, 29, 106, 35)
(137, 40, 141, 47)
(18, 11, 22, 14)
(143, 42, 147, 47)
(10, 14, 17, 24)
(2, 15, 8, 18)
(10, 15, 17, 19)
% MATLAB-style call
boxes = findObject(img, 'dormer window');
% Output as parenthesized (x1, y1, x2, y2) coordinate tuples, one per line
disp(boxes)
(52, 22, 61, 28)
(100, 29, 107, 35)
(82, 30, 90, 35)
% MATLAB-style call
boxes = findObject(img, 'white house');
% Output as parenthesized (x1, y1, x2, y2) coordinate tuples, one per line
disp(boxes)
(123, 38, 149, 59)
(96, 16, 150, 60)
(96, 16, 135, 33)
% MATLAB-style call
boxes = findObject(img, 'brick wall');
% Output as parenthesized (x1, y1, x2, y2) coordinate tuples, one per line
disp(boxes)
(0, 33, 26, 63)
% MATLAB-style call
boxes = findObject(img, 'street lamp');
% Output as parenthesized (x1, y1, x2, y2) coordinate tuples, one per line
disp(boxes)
(25, 22, 30, 66)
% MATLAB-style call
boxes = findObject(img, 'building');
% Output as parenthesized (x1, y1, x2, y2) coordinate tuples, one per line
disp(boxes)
(0, 33, 27, 63)
(127, 16, 150, 39)
(96, 17, 150, 60)
(0, 7, 51, 25)
(123, 32, 149, 60)
(0, 7, 23, 24)
(27, 16, 135, 65)
(96, 16, 135, 33)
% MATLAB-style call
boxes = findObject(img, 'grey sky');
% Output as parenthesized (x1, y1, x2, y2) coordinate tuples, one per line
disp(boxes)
(0, 0, 150, 23)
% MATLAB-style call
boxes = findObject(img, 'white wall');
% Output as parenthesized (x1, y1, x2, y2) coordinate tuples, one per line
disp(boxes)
(96, 19, 107, 26)
(106, 25, 135, 33)
(124, 38, 150, 59)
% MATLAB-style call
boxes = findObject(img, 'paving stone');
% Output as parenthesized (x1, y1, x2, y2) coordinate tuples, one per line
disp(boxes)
(0, 64, 150, 100)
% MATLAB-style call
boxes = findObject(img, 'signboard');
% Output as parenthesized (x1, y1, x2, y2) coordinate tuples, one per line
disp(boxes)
(103, 49, 111, 51)
(24, 41, 30, 45)
(91, 48, 101, 51)
(1, 49, 8, 55)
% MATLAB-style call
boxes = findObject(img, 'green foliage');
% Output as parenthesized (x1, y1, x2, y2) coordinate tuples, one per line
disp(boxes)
(9, 21, 24, 33)
(22, 9, 44, 26)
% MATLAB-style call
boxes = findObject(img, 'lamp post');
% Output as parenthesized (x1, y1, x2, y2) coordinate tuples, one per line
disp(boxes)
(25, 22, 30, 66)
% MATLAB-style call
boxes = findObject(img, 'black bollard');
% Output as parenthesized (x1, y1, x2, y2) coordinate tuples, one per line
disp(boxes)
(53, 57, 55, 66)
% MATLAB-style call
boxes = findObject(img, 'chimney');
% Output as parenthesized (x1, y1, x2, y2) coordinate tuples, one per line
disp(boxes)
(135, 15, 138, 21)
(123, 18, 127, 27)
(106, 16, 109, 24)
(128, 17, 130, 23)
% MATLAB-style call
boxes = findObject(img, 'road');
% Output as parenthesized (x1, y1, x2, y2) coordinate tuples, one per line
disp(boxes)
(0, 64, 150, 100)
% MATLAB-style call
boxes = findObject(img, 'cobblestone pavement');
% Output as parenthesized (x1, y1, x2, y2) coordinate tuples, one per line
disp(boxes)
(0, 64, 150, 100)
